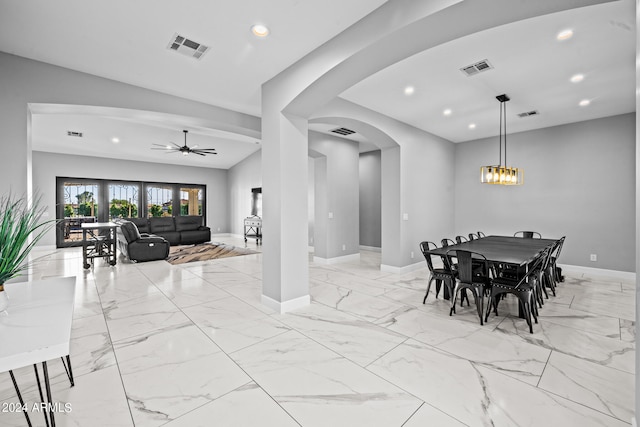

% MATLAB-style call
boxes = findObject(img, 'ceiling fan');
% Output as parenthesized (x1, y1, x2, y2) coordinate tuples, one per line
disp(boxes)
(151, 130, 217, 156)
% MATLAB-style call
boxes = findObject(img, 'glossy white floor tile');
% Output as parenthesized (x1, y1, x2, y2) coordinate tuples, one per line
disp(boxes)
(0, 238, 635, 426)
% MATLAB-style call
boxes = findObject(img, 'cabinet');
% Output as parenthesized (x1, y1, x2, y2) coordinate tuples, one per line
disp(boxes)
(244, 216, 262, 243)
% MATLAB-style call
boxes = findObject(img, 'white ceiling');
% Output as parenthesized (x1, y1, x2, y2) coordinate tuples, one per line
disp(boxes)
(0, 0, 635, 168)
(341, 0, 635, 143)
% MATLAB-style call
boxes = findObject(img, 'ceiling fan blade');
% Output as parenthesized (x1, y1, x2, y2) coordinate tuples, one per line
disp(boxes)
(195, 148, 217, 153)
(151, 147, 177, 151)
(192, 151, 206, 156)
(171, 142, 182, 149)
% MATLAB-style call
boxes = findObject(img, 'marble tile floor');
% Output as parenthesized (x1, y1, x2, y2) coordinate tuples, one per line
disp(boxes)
(0, 236, 635, 426)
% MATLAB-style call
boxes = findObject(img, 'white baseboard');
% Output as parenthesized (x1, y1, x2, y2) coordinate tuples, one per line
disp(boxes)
(213, 233, 235, 238)
(380, 261, 425, 274)
(359, 245, 381, 252)
(559, 263, 635, 282)
(261, 294, 310, 314)
(313, 253, 360, 265)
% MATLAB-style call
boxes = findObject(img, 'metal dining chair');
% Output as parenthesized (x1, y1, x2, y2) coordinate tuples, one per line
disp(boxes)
(447, 249, 491, 325)
(468, 233, 480, 241)
(486, 253, 545, 333)
(514, 231, 542, 239)
(441, 238, 456, 247)
(477, 231, 487, 238)
(455, 235, 469, 244)
(549, 236, 566, 283)
(419, 241, 456, 303)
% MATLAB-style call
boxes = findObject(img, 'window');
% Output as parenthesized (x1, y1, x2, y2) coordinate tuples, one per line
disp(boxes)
(56, 177, 206, 248)
(109, 183, 139, 220)
(146, 184, 174, 217)
(60, 180, 99, 245)
(179, 187, 203, 216)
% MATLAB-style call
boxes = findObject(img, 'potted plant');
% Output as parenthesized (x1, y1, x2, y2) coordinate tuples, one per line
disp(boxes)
(0, 193, 55, 311)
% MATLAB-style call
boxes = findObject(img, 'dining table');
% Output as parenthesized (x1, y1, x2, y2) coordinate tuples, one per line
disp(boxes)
(429, 235, 558, 266)
(427, 235, 559, 300)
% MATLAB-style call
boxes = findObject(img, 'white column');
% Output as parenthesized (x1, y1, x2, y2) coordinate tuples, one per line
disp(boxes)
(260, 102, 310, 313)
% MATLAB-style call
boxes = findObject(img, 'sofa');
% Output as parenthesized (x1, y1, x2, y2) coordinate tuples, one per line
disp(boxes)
(122, 216, 211, 246)
(117, 221, 170, 262)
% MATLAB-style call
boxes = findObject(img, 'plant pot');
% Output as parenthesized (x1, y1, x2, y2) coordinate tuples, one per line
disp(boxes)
(0, 289, 8, 313)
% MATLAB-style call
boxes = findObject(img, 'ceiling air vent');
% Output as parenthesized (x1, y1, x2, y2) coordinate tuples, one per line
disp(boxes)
(460, 59, 493, 77)
(167, 33, 210, 60)
(330, 127, 356, 136)
(67, 131, 83, 137)
(517, 110, 540, 118)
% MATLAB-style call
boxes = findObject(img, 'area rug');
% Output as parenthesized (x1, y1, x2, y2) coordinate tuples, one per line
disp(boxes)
(166, 242, 258, 265)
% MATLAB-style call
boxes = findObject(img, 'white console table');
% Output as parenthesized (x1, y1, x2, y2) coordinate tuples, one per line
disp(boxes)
(243, 216, 262, 244)
(0, 276, 76, 427)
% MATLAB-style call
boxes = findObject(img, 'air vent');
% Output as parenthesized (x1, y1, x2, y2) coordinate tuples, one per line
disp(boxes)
(460, 59, 494, 77)
(67, 131, 83, 137)
(517, 110, 540, 118)
(330, 127, 356, 136)
(167, 33, 210, 60)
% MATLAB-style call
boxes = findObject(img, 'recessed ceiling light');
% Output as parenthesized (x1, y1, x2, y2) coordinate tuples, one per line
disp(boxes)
(111, 137, 120, 143)
(557, 29, 573, 41)
(570, 74, 584, 83)
(468, 123, 476, 129)
(404, 86, 415, 96)
(251, 24, 269, 38)
(579, 99, 591, 107)
(443, 108, 452, 116)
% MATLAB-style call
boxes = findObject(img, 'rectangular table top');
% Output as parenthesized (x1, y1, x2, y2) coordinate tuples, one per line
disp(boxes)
(429, 235, 558, 266)
(81, 222, 117, 229)
(0, 276, 76, 372)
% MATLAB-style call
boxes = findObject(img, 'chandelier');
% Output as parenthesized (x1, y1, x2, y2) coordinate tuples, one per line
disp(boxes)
(480, 94, 523, 185)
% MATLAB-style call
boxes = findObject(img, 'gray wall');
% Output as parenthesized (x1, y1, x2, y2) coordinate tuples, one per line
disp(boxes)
(227, 150, 262, 236)
(454, 113, 635, 272)
(359, 150, 381, 248)
(0, 51, 259, 201)
(33, 151, 229, 247)
(309, 131, 360, 259)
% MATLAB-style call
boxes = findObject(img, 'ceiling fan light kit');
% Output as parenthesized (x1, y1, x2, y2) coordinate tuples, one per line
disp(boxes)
(151, 130, 217, 157)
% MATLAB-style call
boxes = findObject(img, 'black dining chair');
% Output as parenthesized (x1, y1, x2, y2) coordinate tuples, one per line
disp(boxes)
(455, 235, 469, 244)
(514, 231, 542, 239)
(468, 233, 480, 241)
(441, 238, 456, 247)
(419, 241, 456, 303)
(549, 236, 566, 284)
(539, 247, 557, 298)
(477, 231, 486, 238)
(446, 249, 491, 325)
(485, 253, 545, 333)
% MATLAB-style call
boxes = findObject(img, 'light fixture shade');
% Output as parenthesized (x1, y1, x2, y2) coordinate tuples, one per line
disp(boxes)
(480, 94, 523, 186)
(480, 165, 524, 185)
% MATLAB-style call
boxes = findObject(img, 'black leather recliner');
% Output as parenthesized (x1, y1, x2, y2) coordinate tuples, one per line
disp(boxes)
(117, 221, 170, 262)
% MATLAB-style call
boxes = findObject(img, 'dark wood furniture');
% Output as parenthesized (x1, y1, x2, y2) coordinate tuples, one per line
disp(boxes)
(428, 235, 559, 324)
(82, 222, 118, 269)
(429, 235, 557, 267)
